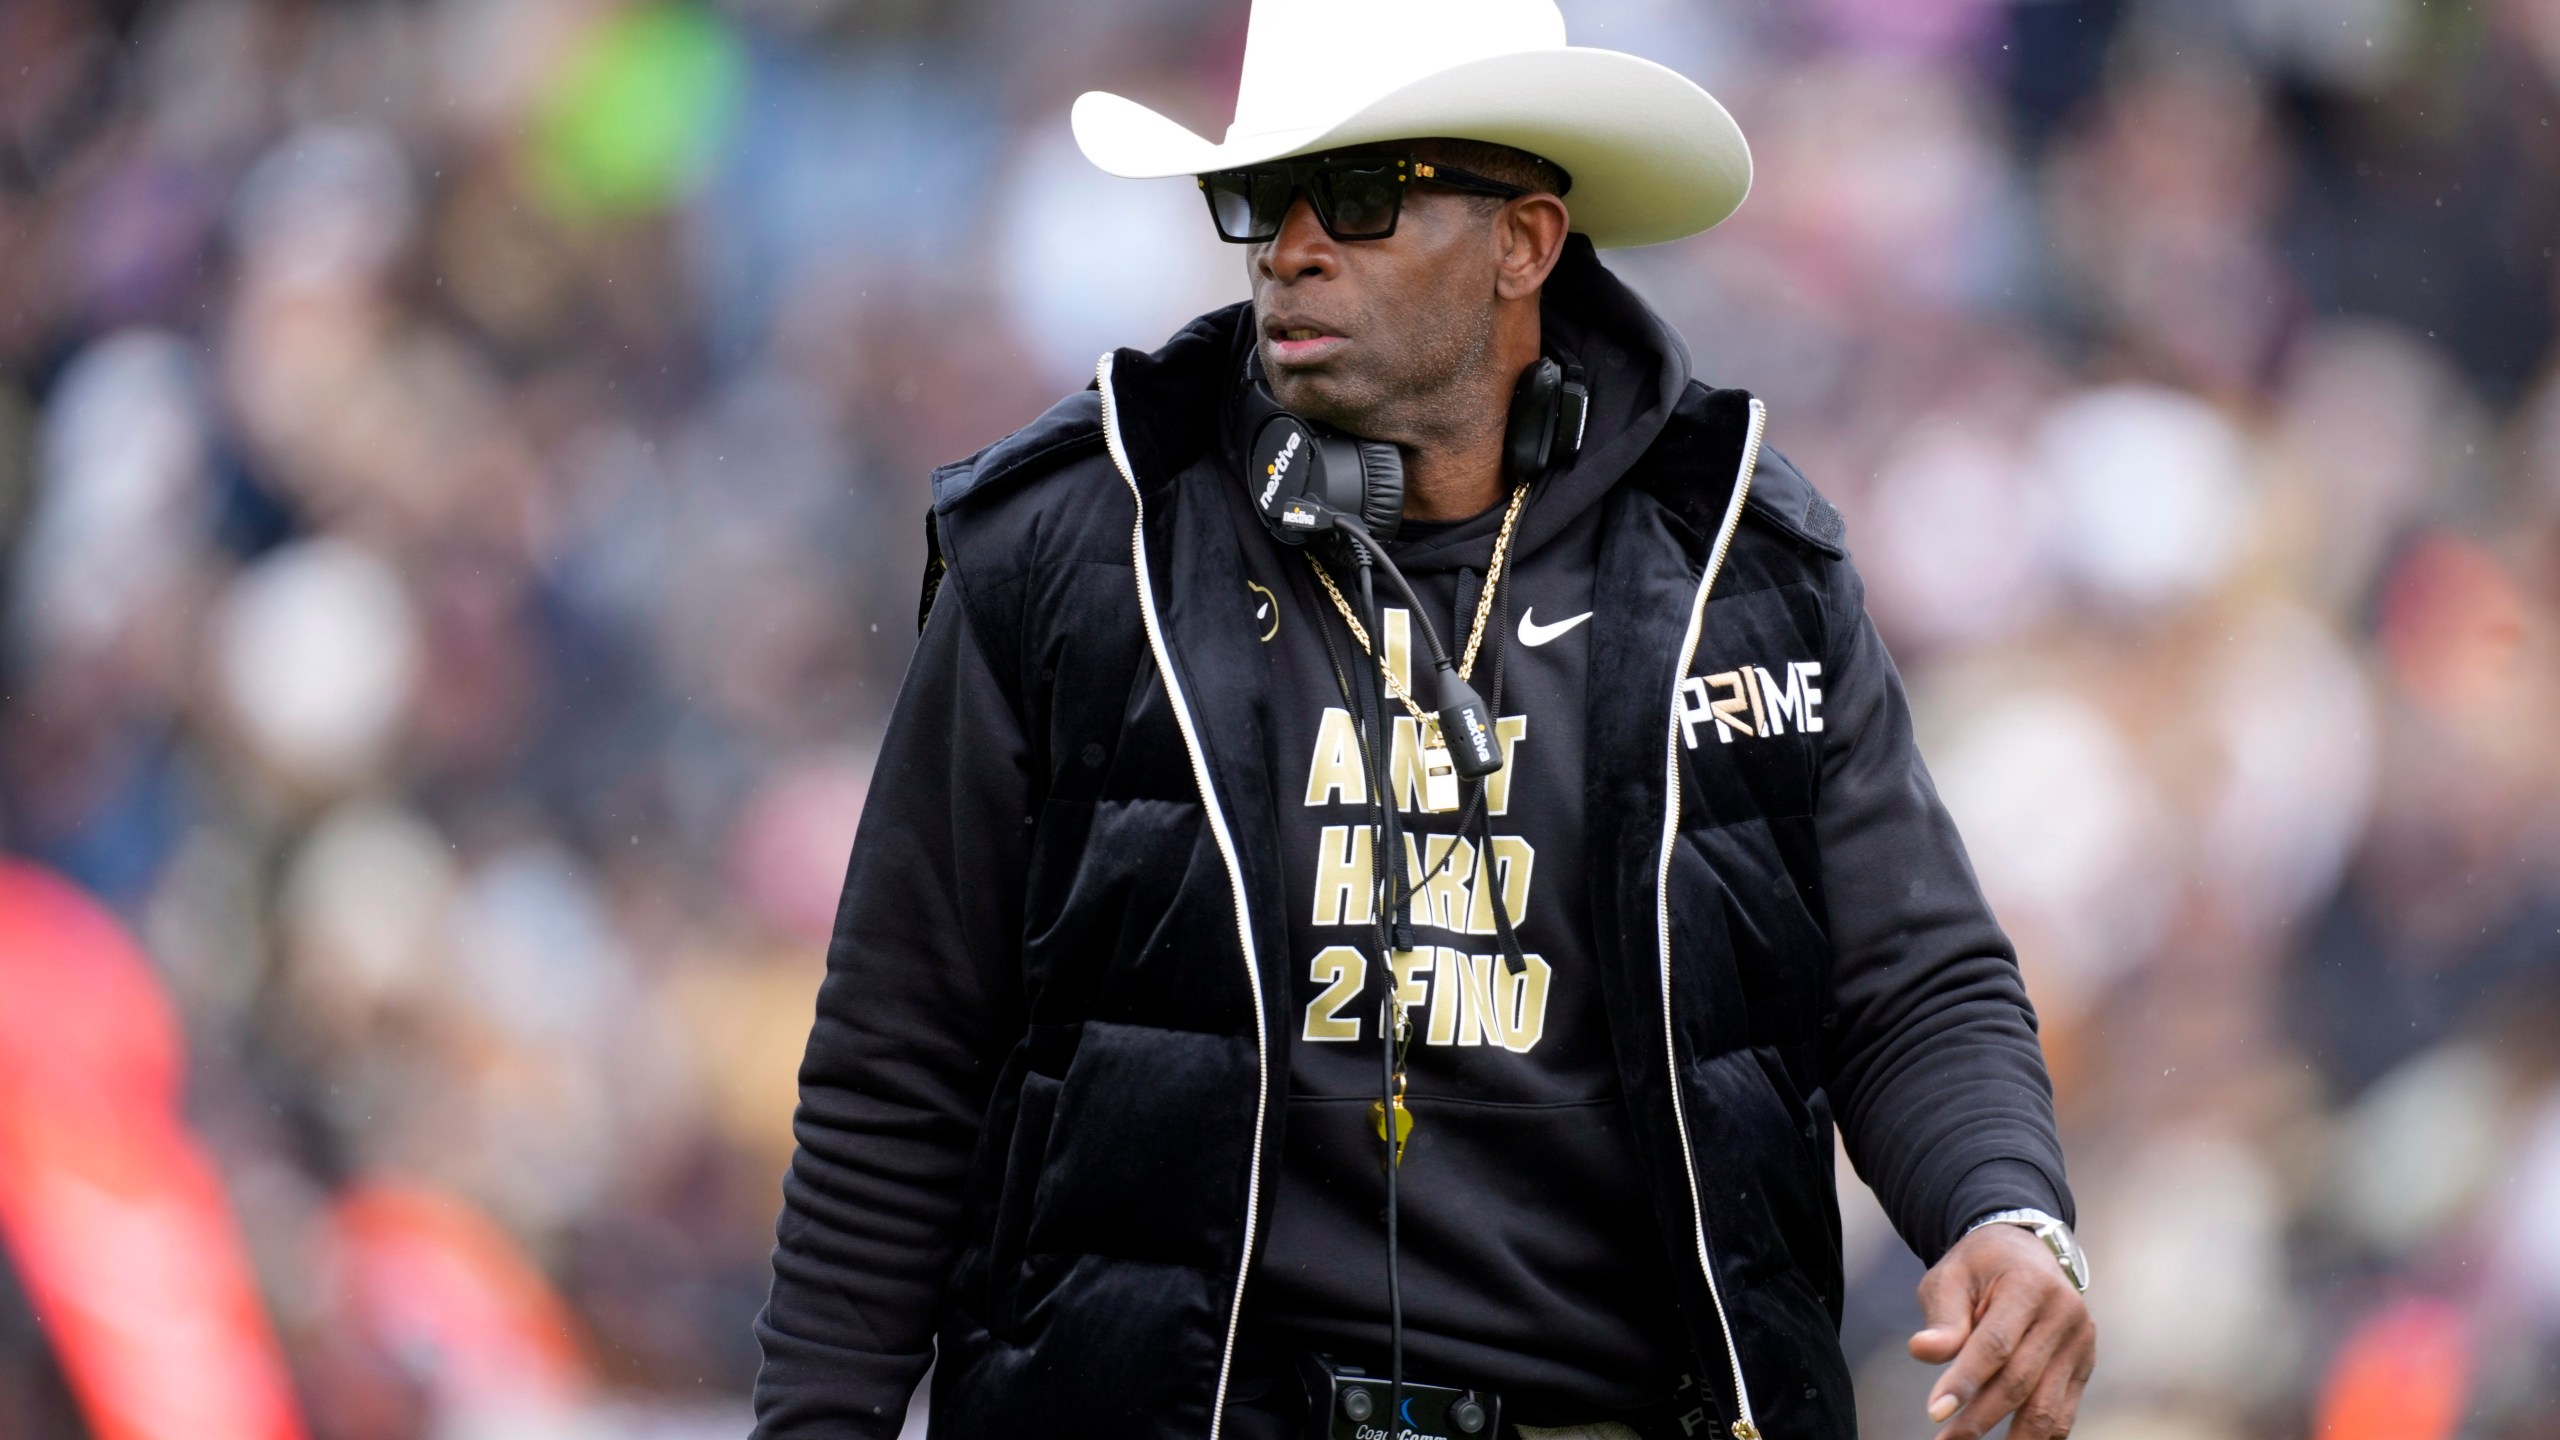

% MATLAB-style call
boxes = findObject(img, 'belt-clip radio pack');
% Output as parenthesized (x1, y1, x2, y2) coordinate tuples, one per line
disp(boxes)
(1298, 1353, 1501, 1440)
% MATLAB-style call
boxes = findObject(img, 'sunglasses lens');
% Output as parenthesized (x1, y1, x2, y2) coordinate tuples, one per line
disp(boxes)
(1206, 170, 1305, 241)
(1204, 161, 1404, 242)
(1315, 164, 1401, 238)
(1203, 173, 1269, 241)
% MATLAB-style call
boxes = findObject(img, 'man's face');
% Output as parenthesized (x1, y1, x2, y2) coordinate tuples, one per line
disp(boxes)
(1248, 166, 1504, 443)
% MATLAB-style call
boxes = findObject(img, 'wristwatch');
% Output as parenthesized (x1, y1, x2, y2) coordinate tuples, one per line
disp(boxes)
(1967, 1208, 2090, 1293)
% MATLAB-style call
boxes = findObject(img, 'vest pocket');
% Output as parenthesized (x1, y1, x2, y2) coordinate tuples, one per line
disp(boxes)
(989, 1070, 1062, 1330)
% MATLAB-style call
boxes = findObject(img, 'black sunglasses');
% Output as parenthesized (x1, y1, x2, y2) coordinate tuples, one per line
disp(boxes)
(1197, 152, 1534, 244)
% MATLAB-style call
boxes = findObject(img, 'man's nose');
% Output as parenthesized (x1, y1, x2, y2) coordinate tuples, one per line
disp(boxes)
(1256, 191, 1336, 283)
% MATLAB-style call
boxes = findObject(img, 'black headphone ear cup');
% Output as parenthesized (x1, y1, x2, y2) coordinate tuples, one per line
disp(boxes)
(1505, 357, 1565, 488)
(1305, 429, 1403, 543)
(1354, 440, 1404, 541)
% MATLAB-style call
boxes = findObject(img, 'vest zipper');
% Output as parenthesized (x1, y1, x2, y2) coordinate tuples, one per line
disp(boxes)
(1657, 397, 1769, 1440)
(1095, 354, 1271, 1440)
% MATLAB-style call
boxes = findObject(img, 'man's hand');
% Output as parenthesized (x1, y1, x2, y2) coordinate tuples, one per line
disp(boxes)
(1909, 1223, 2096, 1440)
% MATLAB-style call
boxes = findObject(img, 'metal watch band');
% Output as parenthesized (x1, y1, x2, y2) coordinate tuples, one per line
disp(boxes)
(1966, 1208, 2091, 1293)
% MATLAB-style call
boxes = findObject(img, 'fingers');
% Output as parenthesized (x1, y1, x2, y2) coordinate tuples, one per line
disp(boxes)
(1909, 1252, 1978, 1365)
(1931, 1277, 2096, 1440)
(1925, 1275, 2043, 1435)
(2001, 1306, 2097, 1440)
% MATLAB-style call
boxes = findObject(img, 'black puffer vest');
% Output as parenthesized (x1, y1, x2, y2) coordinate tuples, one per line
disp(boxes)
(918, 299, 1863, 1440)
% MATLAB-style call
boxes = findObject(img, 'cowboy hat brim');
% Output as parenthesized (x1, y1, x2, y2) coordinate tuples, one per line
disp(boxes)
(1072, 47, 1751, 249)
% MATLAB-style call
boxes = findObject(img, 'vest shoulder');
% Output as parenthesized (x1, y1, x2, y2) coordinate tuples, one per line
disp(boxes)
(1656, 383, 1848, 561)
(929, 388, 1110, 516)
(1745, 442, 1848, 559)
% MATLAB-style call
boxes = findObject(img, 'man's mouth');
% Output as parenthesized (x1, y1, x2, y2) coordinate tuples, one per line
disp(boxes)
(1263, 321, 1346, 363)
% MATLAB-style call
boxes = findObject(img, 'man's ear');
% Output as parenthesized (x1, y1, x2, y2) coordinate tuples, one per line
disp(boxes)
(1494, 194, 1571, 302)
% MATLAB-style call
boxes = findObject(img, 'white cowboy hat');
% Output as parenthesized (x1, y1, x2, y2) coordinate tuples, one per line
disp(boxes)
(1071, 0, 1751, 249)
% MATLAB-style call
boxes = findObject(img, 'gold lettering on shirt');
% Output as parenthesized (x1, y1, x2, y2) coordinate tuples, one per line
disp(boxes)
(1310, 825, 1375, 926)
(1413, 834, 1475, 932)
(1299, 944, 1540, 1052)
(1460, 837, 1535, 936)
(1387, 947, 1431, 1014)
(1296, 613, 1557, 1051)
(1305, 706, 1367, 805)
(1448, 949, 1507, 1047)
(1424, 946, 1462, 1045)
(1421, 948, 1491, 1046)
(1387, 715, 1428, 814)
(1303, 946, 1367, 1041)
(1384, 607, 1415, 698)
(1492, 953, 1553, 1053)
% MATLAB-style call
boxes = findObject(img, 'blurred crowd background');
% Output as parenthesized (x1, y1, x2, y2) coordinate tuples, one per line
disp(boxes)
(1, 0, 2556, 1437)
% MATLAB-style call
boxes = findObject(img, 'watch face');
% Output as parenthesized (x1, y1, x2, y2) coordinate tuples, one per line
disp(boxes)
(2045, 1224, 2090, 1291)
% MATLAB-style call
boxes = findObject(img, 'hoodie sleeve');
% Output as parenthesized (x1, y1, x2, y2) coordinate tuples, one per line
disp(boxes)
(752, 569, 1032, 1437)
(1809, 558, 2073, 1264)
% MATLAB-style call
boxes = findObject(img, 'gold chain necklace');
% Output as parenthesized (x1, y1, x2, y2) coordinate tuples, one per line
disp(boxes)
(1304, 480, 1529, 725)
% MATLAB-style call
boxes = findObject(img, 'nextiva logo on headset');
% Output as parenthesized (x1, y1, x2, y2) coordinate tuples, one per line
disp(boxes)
(1260, 429, 1303, 510)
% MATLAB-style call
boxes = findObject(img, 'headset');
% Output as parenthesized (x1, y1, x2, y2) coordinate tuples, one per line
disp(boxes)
(1244, 356, 1588, 782)
(1246, 355, 1587, 551)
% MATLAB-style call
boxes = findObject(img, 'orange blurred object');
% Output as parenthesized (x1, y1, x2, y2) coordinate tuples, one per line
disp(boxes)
(324, 1181, 595, 1410)
(2314, 1296, 2474, 1440)
(0, 860, 308, 1440)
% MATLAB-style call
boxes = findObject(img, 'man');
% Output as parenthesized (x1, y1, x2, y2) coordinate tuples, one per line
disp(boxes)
(754, 2, 2094, 1437)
